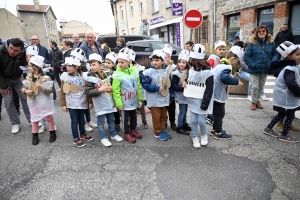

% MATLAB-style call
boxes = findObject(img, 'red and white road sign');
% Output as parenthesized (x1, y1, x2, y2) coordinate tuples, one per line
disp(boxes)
(184, 9, 203, 29)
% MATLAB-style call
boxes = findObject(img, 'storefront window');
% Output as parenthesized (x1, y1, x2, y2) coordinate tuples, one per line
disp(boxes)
(195, 16, 208, 44)
(290, 2, 300, 43)
(227, 14, 240, 45)
(257, 6, 274, 35)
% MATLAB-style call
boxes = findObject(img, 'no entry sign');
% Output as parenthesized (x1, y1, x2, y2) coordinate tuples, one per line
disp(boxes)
(184, 9, 203, 29)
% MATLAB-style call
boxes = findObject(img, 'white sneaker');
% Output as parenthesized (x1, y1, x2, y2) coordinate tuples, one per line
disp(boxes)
(85, 124, 93, 132)
(260, 94, 268, 101)
(38, 121, 42, 127)
(54, 125, 57, 130)
(247, 95, 252, 102)
(56, 88, 61, 92)
(11, 124, 20, 134)
(200, 134, 208, 146)
(38, 126, 46, 134)
(87, 121, 97, 128)
(192, 137, 201, 148)
(101, 138, 112, 147)
(111, 135, 123, 142)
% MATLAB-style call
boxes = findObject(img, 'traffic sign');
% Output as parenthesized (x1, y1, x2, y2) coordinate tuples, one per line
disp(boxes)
(184, 9, 203, 29)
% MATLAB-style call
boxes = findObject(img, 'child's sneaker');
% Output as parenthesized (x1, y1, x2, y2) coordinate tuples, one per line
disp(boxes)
(263, 128, 279, 138)
(162, 130, 172, 139)
(124, 134, 136, 143)
(130, 130, 142, 139)
(176, 127, 189, 135)
(115, 124, 120, 132)
(209, 130, 216, 136)
(154, 132, 168, 141)
(111, 135, 123, 142)
(214, 130, 232, 140)
(73, 139, 85, 148)
(87, 121, 97, 128)
(85, 124, 93, 132)
(192, 137, 201, 148)
(200, 134, 208, 146)
(38, 126, 46, 134)
(206, 116, 214, 126)
(183, 123, 192, 131)
(278, 135, 299, 143)
(101, 138, 112, 147)
(80, 134, 94, 141)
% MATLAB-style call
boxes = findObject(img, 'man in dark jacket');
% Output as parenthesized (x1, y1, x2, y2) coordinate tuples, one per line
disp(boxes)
(274, 24, 294, 48)
(30, 35, 51, 64)
(50, 41, 63, 91)
(62, 41, 73, 72)
(0, 38, 31, 133)
(80, 31, 104, 60)
(234, 36, 244, 48)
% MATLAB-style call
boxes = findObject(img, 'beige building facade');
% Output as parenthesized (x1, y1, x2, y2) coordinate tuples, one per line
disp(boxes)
(0, 8, 24, 41)
(59, 20, 96, 42)
(112, 0, 148, 35)
(17, 1, 59, 47)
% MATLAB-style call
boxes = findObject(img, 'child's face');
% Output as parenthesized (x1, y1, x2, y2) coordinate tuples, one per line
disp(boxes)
(116, 40, 122, 46)
(228, 56, 239, 66)
(288, 49, 300, 65)
(105, 59, 114, 69)
(152, 58, 164, 69)
(164, 54, 171, 64)
(178, 60, 187, 70)
(26, 54, 33, 63)
(118, 58, 129, 69)
(90, 61, 103, 73)
(28, 64, 37, 73)
(215, 46, 226, 57)
(66, 65, 78, 74)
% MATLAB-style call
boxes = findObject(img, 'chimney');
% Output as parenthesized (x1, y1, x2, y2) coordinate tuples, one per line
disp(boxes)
(33, 0, 40, 10)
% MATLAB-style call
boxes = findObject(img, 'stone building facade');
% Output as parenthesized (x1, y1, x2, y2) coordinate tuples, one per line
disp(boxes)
(0, 9, 24, 41)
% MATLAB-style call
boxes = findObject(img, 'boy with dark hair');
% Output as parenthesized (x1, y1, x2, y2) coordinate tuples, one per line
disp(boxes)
(142, 50, 172, 141)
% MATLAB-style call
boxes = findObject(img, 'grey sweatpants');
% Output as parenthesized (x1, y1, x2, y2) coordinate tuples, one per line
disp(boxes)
(0, 78, 31, 125)
(250, 73, 268, 103)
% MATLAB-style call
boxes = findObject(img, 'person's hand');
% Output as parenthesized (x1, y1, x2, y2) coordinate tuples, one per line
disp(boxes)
(119, 107, 124, 111)
(35, 81, 43, 89)
(25, 90, 33, 95)
(62, 106, 68, 112)
(1, 87, 10, 96)
(238, 81, 243, 86)
(159, 86, 163, 93)
(106, 85, 112, 92)
(182, 82, 187, 88)
(89, 103, 93, 110)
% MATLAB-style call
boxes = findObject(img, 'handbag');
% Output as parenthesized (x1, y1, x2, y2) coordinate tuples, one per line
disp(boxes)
(183, 68, 206, 99)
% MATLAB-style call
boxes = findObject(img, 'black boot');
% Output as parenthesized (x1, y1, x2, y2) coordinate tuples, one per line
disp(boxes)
(183, 123, 192, 131)
(176, 127, 189, 135)
(171, 123, 177, 131)
(32, 133, 39, 145)
(49, 130, 57, 143)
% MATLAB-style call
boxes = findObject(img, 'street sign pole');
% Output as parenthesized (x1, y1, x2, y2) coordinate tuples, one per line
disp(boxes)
(184, 9, 203, 42)
(190, 29, 193, 41)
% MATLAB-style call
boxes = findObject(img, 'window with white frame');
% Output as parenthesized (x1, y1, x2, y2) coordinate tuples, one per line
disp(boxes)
(140, 0, 143, 13)
(130, 2, 134, 18)
(131, 28, 135, 35)
(120, 6, 124, 20)
(153, 0, 159, 13)
(166, 0, 174, 7)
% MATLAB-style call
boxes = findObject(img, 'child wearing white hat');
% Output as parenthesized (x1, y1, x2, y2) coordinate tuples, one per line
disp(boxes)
(21, 55, 56, 145)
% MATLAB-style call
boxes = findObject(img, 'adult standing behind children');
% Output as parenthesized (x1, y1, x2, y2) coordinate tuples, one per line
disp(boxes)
(244, 25, 278, 110)
(0, 38, 31, 133)
(80, 30, 104, 60)
(50, 41, 63, 91)
(114, 37, 126, 54)
(72, 33, 82, 49)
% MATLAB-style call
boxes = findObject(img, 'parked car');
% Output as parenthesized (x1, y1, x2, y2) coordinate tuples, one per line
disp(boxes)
(126, 40, 181, 68)
(101, 35, 153, 50)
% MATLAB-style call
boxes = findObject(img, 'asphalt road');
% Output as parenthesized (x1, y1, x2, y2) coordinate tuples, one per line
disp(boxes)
(0, 97, 299, 200)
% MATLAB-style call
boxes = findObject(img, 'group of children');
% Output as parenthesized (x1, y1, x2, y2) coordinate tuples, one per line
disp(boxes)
(21, 38, 300, 148)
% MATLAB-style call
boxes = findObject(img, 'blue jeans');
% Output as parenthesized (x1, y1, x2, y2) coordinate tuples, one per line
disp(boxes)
(68, 108, 86, 139)
(97, 112, 117, 139)
(239, 71, 264, 95)
(177, 104, 187, 127)
(85, 109, 91, 123)
(190, 111, 206, 138)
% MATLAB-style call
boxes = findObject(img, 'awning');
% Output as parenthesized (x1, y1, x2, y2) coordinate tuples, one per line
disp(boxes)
(150, 17, 183, 30)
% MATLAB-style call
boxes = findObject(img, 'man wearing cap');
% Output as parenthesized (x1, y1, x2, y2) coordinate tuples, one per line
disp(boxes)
(0, 38, 31, 134)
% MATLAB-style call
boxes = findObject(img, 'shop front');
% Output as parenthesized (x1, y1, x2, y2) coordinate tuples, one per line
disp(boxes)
(149, 16, 183, 48)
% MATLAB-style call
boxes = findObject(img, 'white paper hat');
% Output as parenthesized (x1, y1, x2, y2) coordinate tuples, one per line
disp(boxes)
(117, 47, 130, 61)
(190, 44, 206, 59)
(178, 49, 190, 62)
(26, 45, 39, 56)
(129, 49, 136, 61)
(88, 53, 103, 63)
(70, 48, 87, 62)
(162, 44, 173, 56)
(63, 57, 81, 66)
(29, 55, 44, 67)
(229, 46, 244, 59)
(214, 40, 226, 49)
(105, 52, 117, 64)
(277, 41, 298, 58)
(149, 49, 165, 59)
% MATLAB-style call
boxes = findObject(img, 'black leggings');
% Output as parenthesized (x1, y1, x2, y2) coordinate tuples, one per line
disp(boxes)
(54, 66, 62, 87)
(123, 110, 137, 134)
(267, 112, 294, 136)
(114, 110, 120, 125)
(167, 100, 176, 124)
(213, 101, 225, 133)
